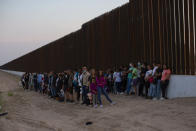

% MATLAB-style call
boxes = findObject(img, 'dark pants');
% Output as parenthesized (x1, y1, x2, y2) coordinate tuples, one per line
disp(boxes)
(25, 82, 29, 90)
(115, 82, 122, 93)
(121, 78, 127, 92)
(82, 86, 88, 104)
(108, 81, 113, 94)
(34, 81, 38, 92)
(139, 83, 144, 96)
(75, 86, 81, 101)
(161, 80, 169, 98)
(97, 86, 112, 105)
(38, 82, 42, 93)
(145, 81, 150, 97)
(22, 81, 25, 89)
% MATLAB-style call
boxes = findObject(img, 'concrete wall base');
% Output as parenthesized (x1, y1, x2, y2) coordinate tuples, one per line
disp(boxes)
(167, 75, 196, 99)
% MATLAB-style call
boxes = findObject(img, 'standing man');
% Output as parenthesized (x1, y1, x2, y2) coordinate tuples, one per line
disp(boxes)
(126, 63, 133, 95)
(37, 73, 43, 93)
(81, 66, 90, 105)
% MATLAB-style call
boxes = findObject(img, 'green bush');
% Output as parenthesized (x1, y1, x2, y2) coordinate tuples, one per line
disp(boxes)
(7, 92, 13, 97)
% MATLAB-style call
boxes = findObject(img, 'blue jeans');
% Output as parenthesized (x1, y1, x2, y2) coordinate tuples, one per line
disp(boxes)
(115, 82, 122, 93)
(38, 82, 42, 93)
(50, 86, 56, 97)
(149, 83, 156, 97)
(97, 86, 112, 105)
(113, 82, 117, 94)
(156, 80, 161, 99)
(82, 86, 88, 104)
(126, 78, 132, 94)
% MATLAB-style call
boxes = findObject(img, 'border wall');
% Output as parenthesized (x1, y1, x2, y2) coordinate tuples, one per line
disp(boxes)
(1, 0, 195, 75)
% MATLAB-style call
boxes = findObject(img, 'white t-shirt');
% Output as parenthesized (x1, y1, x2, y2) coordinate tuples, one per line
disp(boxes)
(152, 66, 158, 76)
(145, 70, 153, 79)
(78, 74, 83, 86)
(113, 72, 122, 82)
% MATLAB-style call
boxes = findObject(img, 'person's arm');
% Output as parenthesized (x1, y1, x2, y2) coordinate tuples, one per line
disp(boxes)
(88, 75, 90, 87)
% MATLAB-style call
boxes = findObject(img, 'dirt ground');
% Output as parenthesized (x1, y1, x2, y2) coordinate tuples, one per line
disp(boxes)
(0, 70, 196, 131)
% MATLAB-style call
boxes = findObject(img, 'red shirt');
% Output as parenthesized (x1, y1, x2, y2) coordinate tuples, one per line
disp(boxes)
(161, 69, 171, 81)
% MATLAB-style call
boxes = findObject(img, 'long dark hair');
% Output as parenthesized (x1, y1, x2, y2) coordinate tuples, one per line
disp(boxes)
(97, 70, 104, 79)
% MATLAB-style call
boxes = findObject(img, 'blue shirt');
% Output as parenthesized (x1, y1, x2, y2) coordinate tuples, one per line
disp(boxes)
(37, 74, 42, 83)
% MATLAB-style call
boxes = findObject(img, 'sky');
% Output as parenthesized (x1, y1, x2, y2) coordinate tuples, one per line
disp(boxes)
(0, 0, 129, 66)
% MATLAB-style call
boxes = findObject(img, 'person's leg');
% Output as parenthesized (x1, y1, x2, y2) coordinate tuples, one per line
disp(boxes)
(119, 82, 122, 93)
(126, 78, 132, 95)
(95, 94, 98, 105)
(149, 83, 153, 97)
(53, 87, 56, 97)
(65, 89, 70, 101)
(156, 80, 161, 99)
(97, 86, 102, 105)
(113, 82, 117, 94)
(27, 82, 29, 90)
(82, 86, 85, 103)
(39, 83, 42, 93)
(152, 84, 156, 98)
(161, 81, 166, 98)
(70, 87, 74, 102)
(145, 82, 149, 98)
(77, 86, 80, 102)
(82, 86, 87, 104)
(22, 82, 25, 90)
(34, 82, 37, 92)
(101, 87, 112, 103)
(139, 83, 144, 96)
(93, 94, 98, 107)
(93, 94, 95, 106)
(37, 83, 40, 92)
(164, 80, 169, 99)
(116, 82, 121, 93)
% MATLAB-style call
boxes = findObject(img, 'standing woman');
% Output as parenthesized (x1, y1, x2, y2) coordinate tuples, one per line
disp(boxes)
(160, 65, 171, 100)
(145, 65, 153, 98)
(28, 73, 34, 90)
(96, 70, 115, 108)
(77, 69, 83, 102)
(24, 73, 29, 90)
(89, 68, 97, 82)
(67, 70, 74, 103)
(132, 64, 138, 95)
(113, 68, 122, 94)
(73, 69, 80, 103)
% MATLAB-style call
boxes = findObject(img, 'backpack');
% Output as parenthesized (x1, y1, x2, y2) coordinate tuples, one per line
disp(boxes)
(73, 72, 79, 87)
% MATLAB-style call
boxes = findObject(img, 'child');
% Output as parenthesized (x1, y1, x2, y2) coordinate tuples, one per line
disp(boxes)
(90, 78, 98, 108)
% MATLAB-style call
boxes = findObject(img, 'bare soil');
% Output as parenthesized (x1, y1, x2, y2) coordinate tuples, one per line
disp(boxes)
(0, 70, 196, 131)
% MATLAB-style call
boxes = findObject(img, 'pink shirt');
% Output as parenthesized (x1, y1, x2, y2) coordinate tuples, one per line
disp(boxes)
(161, 69, 171, 81)
(90, 83, 97, 94)
(96, 76, 106, 88)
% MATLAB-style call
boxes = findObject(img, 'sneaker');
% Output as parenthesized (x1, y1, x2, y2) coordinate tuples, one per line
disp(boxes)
(120, 92, 124, 95)
(160, 97, 165, 100)
(153, 98, 157, 101)
(111, 102, 116, 105)
(100, 105, 103, 108)
(94, 105, 98, 108)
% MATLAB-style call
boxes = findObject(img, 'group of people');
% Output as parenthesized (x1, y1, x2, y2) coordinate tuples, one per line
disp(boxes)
(21, 62, 171, 108)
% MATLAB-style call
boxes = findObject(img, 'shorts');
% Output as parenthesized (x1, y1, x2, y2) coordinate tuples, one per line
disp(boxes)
(132, 78, 138, 86)
(64, 85, 68, 92)
(67, 86, 73, 94)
